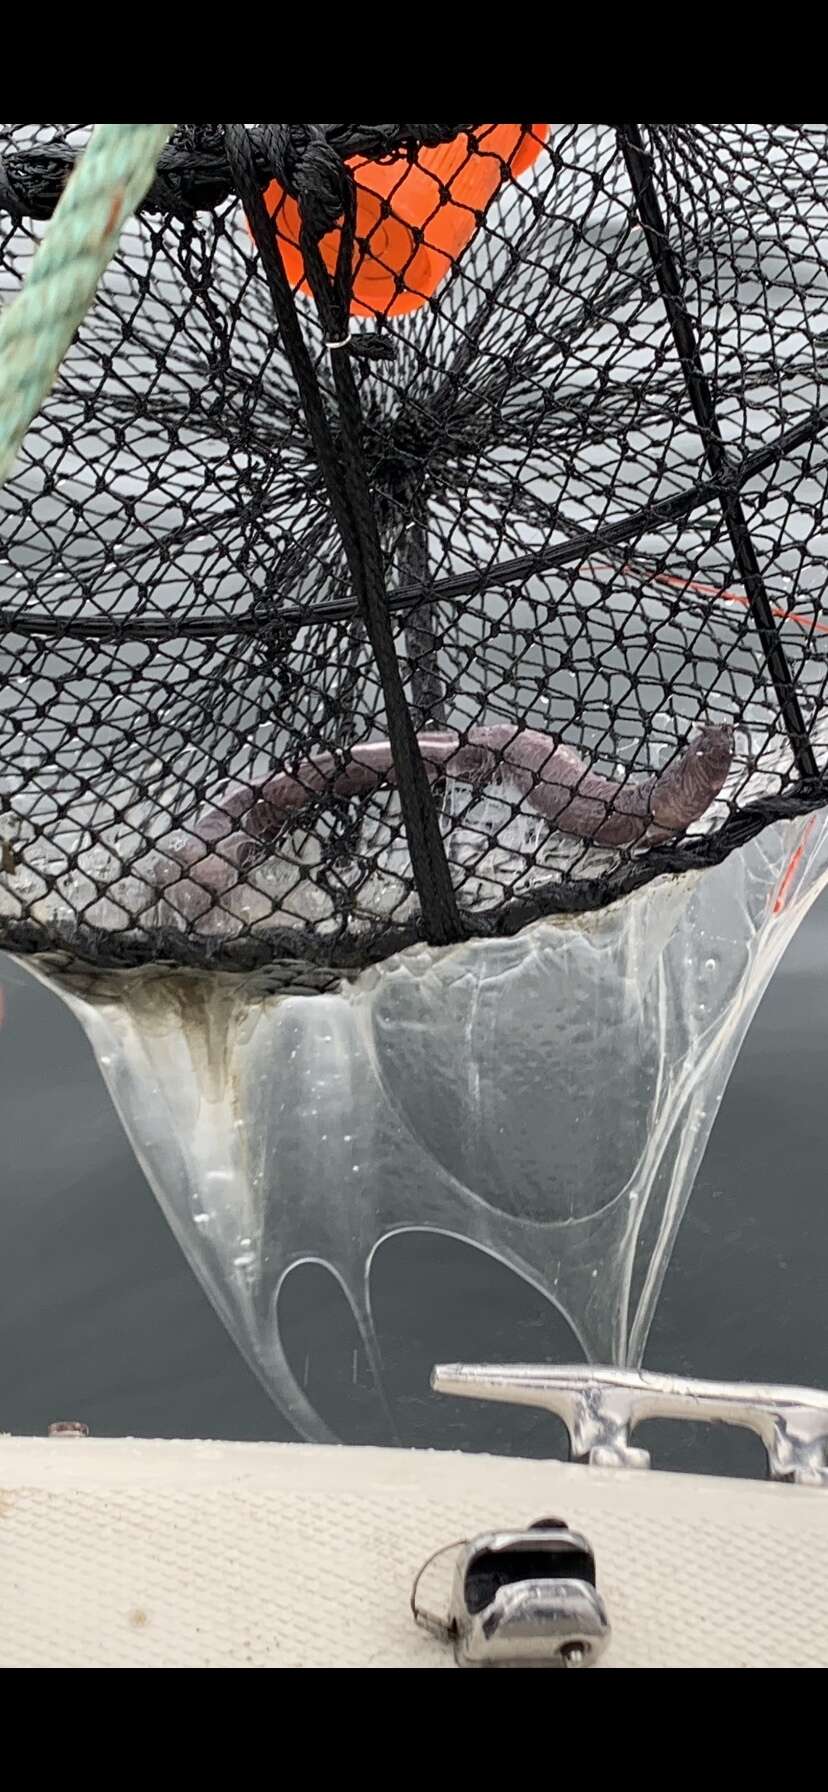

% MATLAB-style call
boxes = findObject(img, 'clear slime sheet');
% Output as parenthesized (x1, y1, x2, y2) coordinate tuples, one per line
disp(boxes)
(19, 812, 828, 1444)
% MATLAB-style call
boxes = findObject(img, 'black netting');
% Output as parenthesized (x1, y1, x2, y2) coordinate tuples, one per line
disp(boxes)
(1, 122, 827, 985)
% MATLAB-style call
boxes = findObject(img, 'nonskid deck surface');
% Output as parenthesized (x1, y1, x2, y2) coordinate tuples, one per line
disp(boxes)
(0, 1435, 825, 1667)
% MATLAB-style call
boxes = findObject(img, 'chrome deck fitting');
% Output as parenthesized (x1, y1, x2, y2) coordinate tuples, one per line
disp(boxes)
(432, 1363, 828, 1486)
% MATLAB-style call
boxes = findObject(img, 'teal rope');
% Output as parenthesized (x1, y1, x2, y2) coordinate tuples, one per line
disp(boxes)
(0, 123, 174, 485)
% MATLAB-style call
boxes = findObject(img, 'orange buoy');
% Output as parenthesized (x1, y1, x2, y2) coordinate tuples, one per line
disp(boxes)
(256, 125, 549, 319)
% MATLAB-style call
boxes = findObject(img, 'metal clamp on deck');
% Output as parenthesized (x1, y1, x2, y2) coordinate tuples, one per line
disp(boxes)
(448, 1519, 610, 1668)
(431, 1364, 828, 1486)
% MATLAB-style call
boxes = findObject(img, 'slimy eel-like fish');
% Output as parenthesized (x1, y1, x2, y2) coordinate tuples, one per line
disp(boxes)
(156, 722, 733, 902)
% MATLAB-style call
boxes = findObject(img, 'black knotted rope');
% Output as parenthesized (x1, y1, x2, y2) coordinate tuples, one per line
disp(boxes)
(224, 123, 461, 946)
(0, 125, 471, 223)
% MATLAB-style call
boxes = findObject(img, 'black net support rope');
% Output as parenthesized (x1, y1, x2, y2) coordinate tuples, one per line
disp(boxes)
(1, 121, 828, 985)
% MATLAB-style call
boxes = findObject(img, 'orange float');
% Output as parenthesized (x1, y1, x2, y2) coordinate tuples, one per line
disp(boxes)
(256, 125, 549, 319)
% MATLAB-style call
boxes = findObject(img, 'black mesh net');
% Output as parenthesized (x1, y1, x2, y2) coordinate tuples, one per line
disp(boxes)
(1, 122, 828, 987)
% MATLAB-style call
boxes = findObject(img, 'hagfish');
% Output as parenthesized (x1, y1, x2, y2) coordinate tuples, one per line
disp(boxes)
(157, 722, 733, 899)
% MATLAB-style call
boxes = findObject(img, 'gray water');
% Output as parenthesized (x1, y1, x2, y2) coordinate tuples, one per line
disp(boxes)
(1, 894, 827, 1479)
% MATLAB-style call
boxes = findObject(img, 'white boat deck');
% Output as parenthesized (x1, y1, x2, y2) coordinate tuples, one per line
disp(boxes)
(0, 1436, 826, 1667)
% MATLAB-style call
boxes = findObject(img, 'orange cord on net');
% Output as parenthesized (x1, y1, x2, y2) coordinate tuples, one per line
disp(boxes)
(584, 558, 828, 639)
(251, 125, 549, 319)
(773, 816, 818, 915)
(632, 566, 828, 638)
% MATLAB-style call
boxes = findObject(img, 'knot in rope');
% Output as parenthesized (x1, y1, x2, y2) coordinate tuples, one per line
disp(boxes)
(264, 124, 350, 242)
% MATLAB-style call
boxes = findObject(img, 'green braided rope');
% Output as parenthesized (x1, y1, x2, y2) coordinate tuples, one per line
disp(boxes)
(0, 123, 174, 485)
